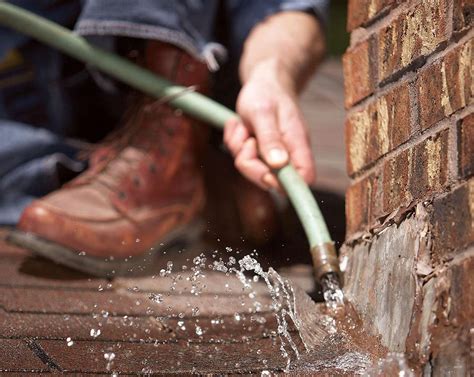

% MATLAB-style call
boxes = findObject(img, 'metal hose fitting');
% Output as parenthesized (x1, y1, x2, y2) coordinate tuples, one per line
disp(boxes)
(311, 242, 342, 285)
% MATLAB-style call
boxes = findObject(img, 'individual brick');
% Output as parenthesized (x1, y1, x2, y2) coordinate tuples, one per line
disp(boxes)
(378, 0, 449, 82)
(409, 129, 449, 201)
(346, 82, 412, 175)
(0, 254, 108, 289)
(458, 112, 474, 179)
(346, 177, 370, 235)
(0, 339, 47, 372)
(382, 148, 412, 214)
(453, 0, 474, 34)
(39, 338, 289, 374)
(0, 286, 272, 318)
(346, 171, 381, 235)
(429, 179, 474, 260)
(448, 255, 474, 326)
(418, 39, 473, 130)
(347, 0, 397, 31)
(0, 307, 170, 342)
(343, 38, 376, 108)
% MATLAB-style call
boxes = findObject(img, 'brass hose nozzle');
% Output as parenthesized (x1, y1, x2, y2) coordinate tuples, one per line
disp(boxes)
(311, 242, 342, 286)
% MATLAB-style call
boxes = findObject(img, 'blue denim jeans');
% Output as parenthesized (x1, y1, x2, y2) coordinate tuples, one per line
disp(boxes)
(0, 0, 328, 224)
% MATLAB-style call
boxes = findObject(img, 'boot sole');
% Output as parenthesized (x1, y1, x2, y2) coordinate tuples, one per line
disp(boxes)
(6, 221, 203, 278)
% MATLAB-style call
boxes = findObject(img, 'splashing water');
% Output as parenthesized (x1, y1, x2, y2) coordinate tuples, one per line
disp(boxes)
(90, 328, 101, 338)
(320, 273, 344, 310)
(104, 351, 116, 372)
(87, 247, 372, 374)
(235, 255, 308, 371)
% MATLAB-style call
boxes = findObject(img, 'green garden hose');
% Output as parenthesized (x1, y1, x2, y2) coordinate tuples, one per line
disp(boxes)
(0, 2, 341, 284)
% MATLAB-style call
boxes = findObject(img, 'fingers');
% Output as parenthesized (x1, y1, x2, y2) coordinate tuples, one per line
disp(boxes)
(224, 118, 249, 157)
(234, 138, 279, 190)
(245, 100, 289, 169)
(279, 102, 316, 185)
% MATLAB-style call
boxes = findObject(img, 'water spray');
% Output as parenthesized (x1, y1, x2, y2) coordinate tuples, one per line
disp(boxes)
(0, 2, 342, 295)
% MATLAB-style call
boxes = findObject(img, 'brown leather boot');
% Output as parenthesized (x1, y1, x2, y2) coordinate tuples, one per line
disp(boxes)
(9, 42, 209, 276)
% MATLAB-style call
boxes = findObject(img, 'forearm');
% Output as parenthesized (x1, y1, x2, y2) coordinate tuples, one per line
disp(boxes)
(239, 11, 326, 94)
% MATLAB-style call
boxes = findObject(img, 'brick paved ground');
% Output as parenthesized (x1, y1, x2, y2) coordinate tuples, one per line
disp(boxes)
(0, 227, 386, 375)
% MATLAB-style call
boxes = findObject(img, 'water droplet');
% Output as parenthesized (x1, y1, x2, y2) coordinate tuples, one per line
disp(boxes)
(191, 307, 200, 317)
(234, 313, 241, 321)
(90, 328, 101, 338)
(149, 293, 163, 303)
(66, 337, 74, 346)
(104, 352, 115, 361)
(195, 325, 203, 336)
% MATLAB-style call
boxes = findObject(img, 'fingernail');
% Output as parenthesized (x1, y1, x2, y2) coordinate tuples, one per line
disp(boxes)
(268, 148, 288, 166)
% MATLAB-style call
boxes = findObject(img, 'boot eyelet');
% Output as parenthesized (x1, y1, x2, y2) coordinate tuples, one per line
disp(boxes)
(149, 164, 157, 173)
(118, 191, 127, 200)
(133, 177, 141, 187)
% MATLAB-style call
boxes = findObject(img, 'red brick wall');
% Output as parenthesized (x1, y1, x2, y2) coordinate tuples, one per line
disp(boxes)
(343, 0, 473, 238)
(342, 0, 473, 372)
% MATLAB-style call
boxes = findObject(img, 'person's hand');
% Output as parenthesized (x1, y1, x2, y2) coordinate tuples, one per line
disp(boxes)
(224, 59, 316, 191)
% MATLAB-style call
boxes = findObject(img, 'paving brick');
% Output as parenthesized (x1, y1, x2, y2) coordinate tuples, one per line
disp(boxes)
(418, 39, 473, 130)
(409, 129, 449, 202)
(114, 271, 270, 297)
(458, 112, 474, 179)
(0, 339, 47, 372)
(453, 0, 474, 35)
(0, 308, 170, 342)
(39, 338, 288, 374)
(382, 148, 412, 214)
(0, 286, 273, 318)
(346, 82, 412, 175)
(347, 0, 397, 31)
(0, 307, 281, 344)
(378, 0, 449, 82)
(0, 255, 108, 290)
(429, 180, 474, 261)
(343, 38, 376, 108)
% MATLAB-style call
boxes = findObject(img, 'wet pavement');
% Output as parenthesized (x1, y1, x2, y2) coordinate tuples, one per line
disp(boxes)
(0, 228, 387, 375)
